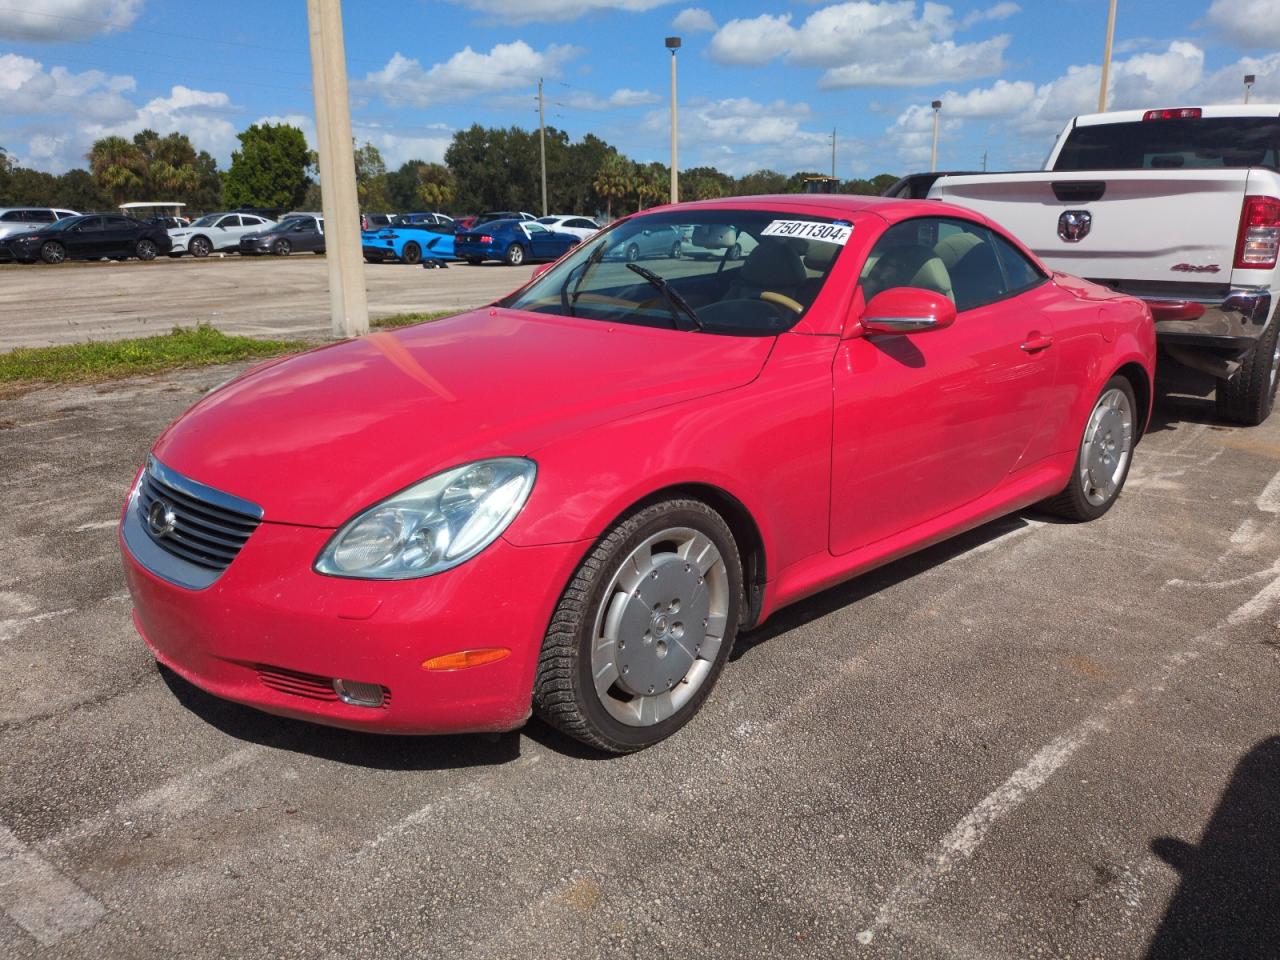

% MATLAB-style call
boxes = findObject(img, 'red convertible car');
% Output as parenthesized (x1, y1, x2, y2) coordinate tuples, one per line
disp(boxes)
(120, 195, 1155, 752)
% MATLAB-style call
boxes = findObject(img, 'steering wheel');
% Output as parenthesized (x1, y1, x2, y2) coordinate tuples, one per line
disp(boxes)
(759, 291, 804, 314)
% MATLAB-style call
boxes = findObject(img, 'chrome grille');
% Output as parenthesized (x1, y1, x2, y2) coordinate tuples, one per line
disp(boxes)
(137, 461, 261, 572)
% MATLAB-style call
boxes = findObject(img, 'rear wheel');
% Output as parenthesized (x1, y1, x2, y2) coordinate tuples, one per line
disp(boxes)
(273, 239, 291, 256)
(135, 239, 157, 261)
(670, 241, 682, 259)
(504, 243, 525, 266)
(189, 236, 211, 258)
(1215, 312, 1280, 425)
(533, 499, 742, 753)
(40, 241, 65, 264)
(1039, 375, 1136, 521)
(626, 243, 640, 262)
(401, 242, 422, 265)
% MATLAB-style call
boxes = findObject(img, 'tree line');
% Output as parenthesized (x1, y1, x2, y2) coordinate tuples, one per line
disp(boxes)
(0, 122, 900, 218)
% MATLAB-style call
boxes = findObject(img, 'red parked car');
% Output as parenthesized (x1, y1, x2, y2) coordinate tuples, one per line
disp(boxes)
(120, 196, 1155, 752)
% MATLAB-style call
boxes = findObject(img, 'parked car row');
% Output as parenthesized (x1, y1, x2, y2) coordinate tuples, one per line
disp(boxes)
(0, 212, 172, 263)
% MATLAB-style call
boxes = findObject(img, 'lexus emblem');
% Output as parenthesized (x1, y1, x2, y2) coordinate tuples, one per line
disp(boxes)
(1058, 210, 1092, 243)
(147, 499, 177, 538)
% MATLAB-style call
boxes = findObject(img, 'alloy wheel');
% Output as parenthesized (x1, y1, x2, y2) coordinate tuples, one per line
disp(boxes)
(1079, 387, 1134, 507)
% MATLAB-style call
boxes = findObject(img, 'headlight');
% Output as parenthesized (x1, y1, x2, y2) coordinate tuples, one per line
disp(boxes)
(314, 457, 536, 579)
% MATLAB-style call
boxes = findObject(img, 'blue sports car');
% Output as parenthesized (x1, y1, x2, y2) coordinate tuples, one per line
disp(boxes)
(361, 221, 456, 264)
(454, 218, 579, 266)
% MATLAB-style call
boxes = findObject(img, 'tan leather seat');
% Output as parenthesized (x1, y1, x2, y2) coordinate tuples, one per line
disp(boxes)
(727, 240, 808, 301)
(860, 243, 954, 302)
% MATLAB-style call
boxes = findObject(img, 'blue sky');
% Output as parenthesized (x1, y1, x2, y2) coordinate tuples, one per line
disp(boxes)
(1, 0, 1277, 180)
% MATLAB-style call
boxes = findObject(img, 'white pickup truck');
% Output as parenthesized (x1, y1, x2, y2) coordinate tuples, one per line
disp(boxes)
(929, 105, 1280, 424)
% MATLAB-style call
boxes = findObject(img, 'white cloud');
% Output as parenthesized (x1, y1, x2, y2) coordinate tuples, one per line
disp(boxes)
(708, 1, 1011, 88)
(671, 7, 717, 32)
(960, 1, 1019, 28)
(0, 0, 142, 41)
(1205, 0, 1280, 50)
(940, 78, 1035, 117)
(0, 53, 135, 121)
(450, 0, 673, 24)
(1198, 52, 1280, 103)
(360, 43, 579, 108)
(85, 85, 238, 161)
(565, 87, 661, 110)
(641, 96, 833, 174)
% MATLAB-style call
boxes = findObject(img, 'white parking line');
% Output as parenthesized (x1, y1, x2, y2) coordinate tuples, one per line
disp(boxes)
(0, 824, 106, 946)
(74, 520, 119, 532)
(857, 555, 1280, 946)
(0, 608, 75, 642)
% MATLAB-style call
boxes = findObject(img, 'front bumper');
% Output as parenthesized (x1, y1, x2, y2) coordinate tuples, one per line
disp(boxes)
(238, 240, 272, 255)
(1145, 288, 1273, 349)
(121, 510, 587, 735)
(168, 237, 189, 253)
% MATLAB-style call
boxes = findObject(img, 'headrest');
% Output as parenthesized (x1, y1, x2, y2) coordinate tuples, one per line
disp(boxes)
(803, 241, 840, 271)
(933, 232, 983, 270)
(692, 224, 737, 249)
(740, 241, 808, 287)
(863, 244, 953, 301)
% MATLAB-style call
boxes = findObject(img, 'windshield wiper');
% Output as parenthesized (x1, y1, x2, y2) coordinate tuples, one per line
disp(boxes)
(625, 263, 704, 332)
(564, 241, 607, 316)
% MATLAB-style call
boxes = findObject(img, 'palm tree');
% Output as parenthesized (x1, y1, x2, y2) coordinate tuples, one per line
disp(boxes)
(87, 136, 145, 205)
(592, 154, 632, 220)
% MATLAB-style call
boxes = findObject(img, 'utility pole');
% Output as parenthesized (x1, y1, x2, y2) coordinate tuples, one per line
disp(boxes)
(538, 78, 547, 217)
(930, 100, 942, 173)
(1245, 73, 1256, 103)
(306, 0, 367, 338)
(1098, 0, 1118, 112)
(666, 37, 681, 204)
(981, 148, 988, 172)
(830, 127, 836, 179)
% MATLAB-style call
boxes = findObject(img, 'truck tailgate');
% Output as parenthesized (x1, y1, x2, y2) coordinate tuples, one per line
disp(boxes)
(930, 169, 1253, 284)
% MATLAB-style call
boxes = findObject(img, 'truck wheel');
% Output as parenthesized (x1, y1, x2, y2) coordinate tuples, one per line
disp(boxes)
(1215, 313, 1280, 426)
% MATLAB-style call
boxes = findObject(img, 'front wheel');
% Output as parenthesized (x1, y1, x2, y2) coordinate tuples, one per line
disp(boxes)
(40, 241, 65, 264)
(1215, 312, 1280, 426)
(273, 239, 291, 256)
(533, 499, 742, 753)
(1039, 375, 1137, 521)
(189, 236, 211, 258)
(401, 241, 422, 265)
(504, 243, 525, 266)
(135, 239, 157, 261)
(670, 241, 682, 259)
(625, 243, 640, 262)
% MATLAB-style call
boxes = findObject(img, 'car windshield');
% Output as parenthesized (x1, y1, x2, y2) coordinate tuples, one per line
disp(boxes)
(188, 215, 220, 227)
(499, 209, 851, 336)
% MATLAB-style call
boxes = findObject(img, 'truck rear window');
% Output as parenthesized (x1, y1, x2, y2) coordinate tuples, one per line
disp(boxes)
(1054, 117, 1280, 172)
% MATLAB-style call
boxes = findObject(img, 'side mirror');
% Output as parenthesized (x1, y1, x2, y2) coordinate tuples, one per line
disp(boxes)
(860, 287, 957, 336)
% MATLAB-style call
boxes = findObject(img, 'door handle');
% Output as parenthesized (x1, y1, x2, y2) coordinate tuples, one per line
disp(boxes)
(1020, 334, 1054, 353)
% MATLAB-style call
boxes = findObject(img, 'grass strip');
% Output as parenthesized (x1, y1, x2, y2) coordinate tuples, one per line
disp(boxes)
(369, 309, 461, 329)
(0, 325, 308, 386)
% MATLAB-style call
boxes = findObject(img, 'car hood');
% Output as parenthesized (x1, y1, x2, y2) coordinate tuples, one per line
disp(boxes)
(151, 308, 774, 527)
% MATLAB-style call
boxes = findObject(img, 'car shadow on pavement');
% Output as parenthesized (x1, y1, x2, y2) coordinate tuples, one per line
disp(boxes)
(731, 513, 1034, 660)
(1145, 735, 1280, 958)
(157, 665, 524, 770)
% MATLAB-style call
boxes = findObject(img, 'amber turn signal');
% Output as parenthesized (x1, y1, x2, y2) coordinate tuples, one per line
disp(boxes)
(422, 648, 511, 671)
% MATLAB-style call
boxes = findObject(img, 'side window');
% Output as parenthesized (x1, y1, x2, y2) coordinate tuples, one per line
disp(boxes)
(31, 210, 55, 223)
(858, 218, 958, 305)
(991, 233, 1047, 296)
(0, 211, 23, 222)
(526, 223, 548, 234)
(78, 217, 103, 232)
(104, 216, 134, 229)
(218, 216, 241, 228)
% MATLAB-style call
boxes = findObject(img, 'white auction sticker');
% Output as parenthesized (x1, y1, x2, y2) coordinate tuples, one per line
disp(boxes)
(760, 220, 853, 245)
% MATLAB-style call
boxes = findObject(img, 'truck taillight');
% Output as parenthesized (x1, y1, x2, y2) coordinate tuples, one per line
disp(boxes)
(1234, 196, 1280, 270)
(1141, 107, 1202, 120)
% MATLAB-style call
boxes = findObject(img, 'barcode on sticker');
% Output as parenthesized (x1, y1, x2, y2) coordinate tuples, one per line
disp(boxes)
(761, 220, 852, 245)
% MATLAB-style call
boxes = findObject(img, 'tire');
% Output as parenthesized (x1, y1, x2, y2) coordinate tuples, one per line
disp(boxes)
(189, 236, 212, 258)
(1039, 375, 1137, 521)
(504, 243, 526, 266)
(670, 241, 682, 259)
(533, 498, 743, 753)
(401, 242, 422, 265)
(625, 243, 640, 263)
(1215, 311, 1280, 426)
(273, 239, 291, 256)
(135, 239, 157, 261)
(40, 241, 65, 265)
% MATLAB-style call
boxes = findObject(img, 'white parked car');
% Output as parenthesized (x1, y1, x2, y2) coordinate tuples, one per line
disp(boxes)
(168, 212, 277, 258)
(0, 207, 79, 241)
(535, 215, 601, 241)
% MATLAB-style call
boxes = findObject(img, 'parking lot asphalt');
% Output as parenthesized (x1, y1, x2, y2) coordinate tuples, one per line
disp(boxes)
(2, 362, 1279, 959)
(0, 257, 529, 349)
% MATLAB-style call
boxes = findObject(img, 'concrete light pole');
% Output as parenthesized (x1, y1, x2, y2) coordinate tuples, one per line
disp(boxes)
(306, 0, 367, 338)
(1245, 73, 1256, 103)
(930, 100, 942, 173)
(666, 36, 681, 204)
(538, 78, 548, 217)
(1098, 0, 1118, 112)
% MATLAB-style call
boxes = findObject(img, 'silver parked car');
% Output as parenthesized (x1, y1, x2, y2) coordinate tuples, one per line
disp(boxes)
(0, 207, 79, 242)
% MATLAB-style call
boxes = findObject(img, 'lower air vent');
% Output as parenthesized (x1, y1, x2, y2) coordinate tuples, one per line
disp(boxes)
(255, 664, 391, 708)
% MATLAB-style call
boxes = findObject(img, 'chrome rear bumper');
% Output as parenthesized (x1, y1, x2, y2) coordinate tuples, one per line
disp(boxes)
(1145, 289, 1272, 347)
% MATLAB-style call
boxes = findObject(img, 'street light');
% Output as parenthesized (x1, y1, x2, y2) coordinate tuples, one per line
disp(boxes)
(1245, 73, 1256, 104)
(666, 36, 681, 204)
(930, 100, 942, 173)
(1098, 0, 1118, 111)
